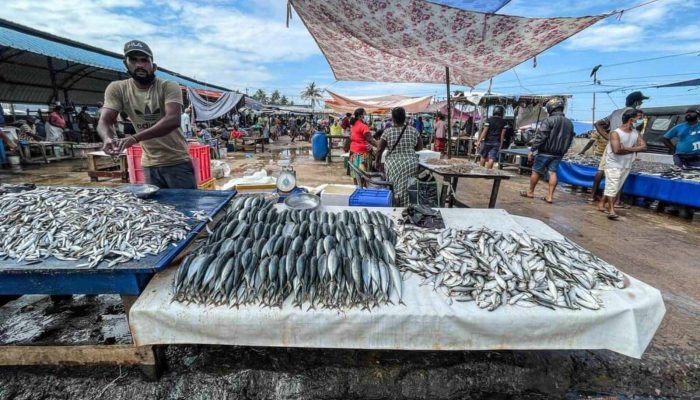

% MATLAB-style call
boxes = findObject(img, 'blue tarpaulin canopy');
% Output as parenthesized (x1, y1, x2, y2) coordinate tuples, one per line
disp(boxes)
(656, 78, 700, 88)
(428, 0, 511, 12)
(0, 18, 229, 105)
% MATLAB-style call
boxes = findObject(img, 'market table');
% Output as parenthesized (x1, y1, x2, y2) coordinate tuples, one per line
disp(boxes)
(0, 189, 235, 296)
(326, 134, 350, 163)
(0, 188, 235, 378)
(557, 161, 700, 208)
(18, 141, 75, 164)
(419, 161, 512, 208)
(497, 147, 531, 174)
(129, 207, 665, 359)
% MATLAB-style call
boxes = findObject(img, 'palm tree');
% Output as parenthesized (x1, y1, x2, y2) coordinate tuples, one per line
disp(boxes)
(270, 90, 281, 104)
(300, 82, 323, 110)
(253, 89, 268, 104)
(280, 95, 289, 105)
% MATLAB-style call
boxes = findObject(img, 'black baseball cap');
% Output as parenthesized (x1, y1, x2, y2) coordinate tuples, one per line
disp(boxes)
(123, 40, 153, 58)
(626, 91, 649, 103)
(685, 106, 700, 114)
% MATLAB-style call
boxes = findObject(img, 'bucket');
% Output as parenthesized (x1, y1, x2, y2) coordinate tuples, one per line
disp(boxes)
(8, 155, 21, 172)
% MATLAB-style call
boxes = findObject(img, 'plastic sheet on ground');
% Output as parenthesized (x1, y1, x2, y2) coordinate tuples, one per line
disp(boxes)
(129, 208, 665, 359)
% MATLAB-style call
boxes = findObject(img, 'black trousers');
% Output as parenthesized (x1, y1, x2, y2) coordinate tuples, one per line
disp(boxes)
(144, 160, 197, 189)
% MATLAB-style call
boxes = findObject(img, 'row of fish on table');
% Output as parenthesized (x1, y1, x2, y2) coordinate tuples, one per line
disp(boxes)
(565, 154, 700, 182)
(172, 195, 404, 310)
(0, 187, 192, 268)
(395, 225, 625, 311)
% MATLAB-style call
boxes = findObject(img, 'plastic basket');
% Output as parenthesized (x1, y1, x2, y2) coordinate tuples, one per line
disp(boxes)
(349, 188, 392, 207)
(127, 145, 145, 184)
(188, 143, 211, 185)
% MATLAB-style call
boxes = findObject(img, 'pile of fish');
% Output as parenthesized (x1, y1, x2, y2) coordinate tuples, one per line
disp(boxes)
(396, 226, 625, 311)
(173, 196, 404, 310)
(565, 154, 700, 182)
(0, 187, 191, 268)
(433, 165, 510, 176)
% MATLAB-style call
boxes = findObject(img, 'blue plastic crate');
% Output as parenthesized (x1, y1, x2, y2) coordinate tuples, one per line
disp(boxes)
(349, 188, 392, 207)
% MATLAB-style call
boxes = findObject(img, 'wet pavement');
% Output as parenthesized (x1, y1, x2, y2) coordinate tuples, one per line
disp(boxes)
(0, 138, 698, 399)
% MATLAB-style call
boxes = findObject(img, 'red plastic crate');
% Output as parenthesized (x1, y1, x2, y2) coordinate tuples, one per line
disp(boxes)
(126, 144, 211, 185)
(127, 145, 145, 184)
(188, 143, 211, 185)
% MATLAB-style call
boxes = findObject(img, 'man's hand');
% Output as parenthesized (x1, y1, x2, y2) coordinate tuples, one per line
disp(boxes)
(117, 135, 138, 153)
(102, 138, 120, 155)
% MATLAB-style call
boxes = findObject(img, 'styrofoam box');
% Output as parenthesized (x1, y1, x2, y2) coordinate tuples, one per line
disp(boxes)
(417, 149, 441, 163)
(321, 184, 357, 206)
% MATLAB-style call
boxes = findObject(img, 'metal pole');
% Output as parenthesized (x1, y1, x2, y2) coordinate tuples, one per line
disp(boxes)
(592, 92, 596, 129)
(446, 66, 452, 159)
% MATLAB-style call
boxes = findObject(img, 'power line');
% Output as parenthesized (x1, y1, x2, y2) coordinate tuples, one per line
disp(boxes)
(493, 50, 700, 85)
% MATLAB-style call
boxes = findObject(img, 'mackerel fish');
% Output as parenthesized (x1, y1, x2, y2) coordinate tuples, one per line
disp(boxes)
(173, 195, 404, 310)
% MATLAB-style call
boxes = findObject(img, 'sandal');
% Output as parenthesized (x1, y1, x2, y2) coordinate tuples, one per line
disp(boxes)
(607, 214, 620, 220)
(541, 197, 553, 204)
(597, 208, 609, 214)
(519, 191, 534, 198)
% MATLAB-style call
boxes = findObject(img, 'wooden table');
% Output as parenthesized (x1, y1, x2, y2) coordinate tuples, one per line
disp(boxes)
(239, 137, 265, 153)
(498, 147, 532, 174)
(419, 162, 512, 208)
(18, 141, 75, 164)
(326, 135, 350, 164)
(86, 151, 129, 182)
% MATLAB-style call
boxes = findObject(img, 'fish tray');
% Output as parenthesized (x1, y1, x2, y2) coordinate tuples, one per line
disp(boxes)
(0, 189, 235, 296)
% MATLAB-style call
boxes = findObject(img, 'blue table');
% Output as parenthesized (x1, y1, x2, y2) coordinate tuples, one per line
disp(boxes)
(557, 161, 700, 208)
(0, 189, 235, 296)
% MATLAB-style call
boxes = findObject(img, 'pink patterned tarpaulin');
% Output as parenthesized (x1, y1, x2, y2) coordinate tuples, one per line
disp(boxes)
(325, 90, 433, 114)
(290, 0, 607, 86)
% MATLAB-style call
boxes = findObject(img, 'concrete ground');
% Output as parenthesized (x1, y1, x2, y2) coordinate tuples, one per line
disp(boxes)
(0, 137, 697, 399)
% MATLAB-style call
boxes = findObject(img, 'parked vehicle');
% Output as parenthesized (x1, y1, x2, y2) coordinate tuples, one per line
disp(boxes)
(639, 105, 691, 154)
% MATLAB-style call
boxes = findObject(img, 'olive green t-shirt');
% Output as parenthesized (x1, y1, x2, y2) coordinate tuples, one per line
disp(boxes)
(103, 78, 190, 167)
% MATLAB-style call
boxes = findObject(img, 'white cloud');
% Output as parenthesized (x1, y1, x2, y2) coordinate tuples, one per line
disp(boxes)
(660, 26, 700, 40)
(565, 23, 642, 51)
(0, 0, 322, 92)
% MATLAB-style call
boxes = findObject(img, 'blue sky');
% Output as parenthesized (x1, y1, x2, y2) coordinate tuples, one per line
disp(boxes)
(2, 0, 699, 121)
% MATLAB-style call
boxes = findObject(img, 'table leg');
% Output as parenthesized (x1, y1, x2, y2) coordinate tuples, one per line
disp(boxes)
(261, 139, 264, 153)
(40, 145, 48, 163)
(488, 179, 502, 209)
(448, 177, 459, 208)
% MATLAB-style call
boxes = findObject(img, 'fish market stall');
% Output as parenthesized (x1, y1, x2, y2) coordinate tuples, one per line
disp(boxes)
(129, 200, 665, 359)
(557, 155, 700, 208)
(0, 186, 234, 377)
(419, 160, 512, 208)
(0, 187, 235, 295)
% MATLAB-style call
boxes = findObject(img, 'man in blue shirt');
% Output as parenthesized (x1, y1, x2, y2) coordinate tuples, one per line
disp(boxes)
(662, 107, 700, 168)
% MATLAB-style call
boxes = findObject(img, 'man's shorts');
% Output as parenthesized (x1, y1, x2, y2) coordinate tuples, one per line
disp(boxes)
(532, 154, 562, 174)
(603, 168, 631, 198)
(479, 142, 499, 161)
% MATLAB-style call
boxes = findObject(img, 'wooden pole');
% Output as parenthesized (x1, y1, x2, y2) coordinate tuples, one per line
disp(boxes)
(446, 66, 452, 159)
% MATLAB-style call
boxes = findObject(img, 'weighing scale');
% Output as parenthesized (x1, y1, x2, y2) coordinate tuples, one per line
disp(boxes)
(276, 166, 306, 200)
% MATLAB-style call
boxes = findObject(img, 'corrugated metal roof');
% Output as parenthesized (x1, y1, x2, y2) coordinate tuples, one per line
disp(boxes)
(0, 21, 228, 91)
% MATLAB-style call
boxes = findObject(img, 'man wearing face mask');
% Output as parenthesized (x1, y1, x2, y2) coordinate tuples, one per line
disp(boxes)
(662, 107, 700, 168)
(98, 40, 195, 189)
(598, 109, 647, 220)
(589, 91, 649, 203)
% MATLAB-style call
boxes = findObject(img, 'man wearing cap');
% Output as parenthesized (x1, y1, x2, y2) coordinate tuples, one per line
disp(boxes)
(98, 40, 196, 189)
(521, 97, 574, 203)
(589, 91, 649, 202)
(662, 107, 700, 168)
